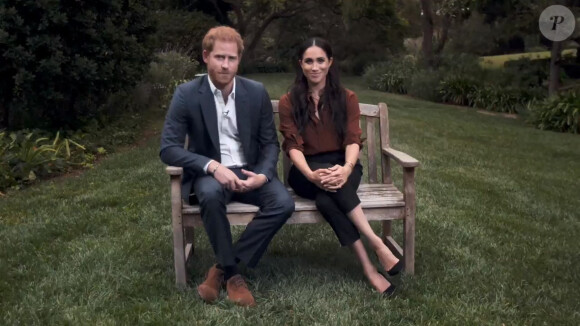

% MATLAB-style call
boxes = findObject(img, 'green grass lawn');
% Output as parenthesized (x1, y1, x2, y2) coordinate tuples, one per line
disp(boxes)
(1, 73, 579, 325)
(480, 49, 577, 69)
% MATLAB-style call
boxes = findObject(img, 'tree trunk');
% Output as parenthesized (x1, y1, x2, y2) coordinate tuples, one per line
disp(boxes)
(420, 0, 434, 66)
(243, 14, 278, 60)
(549, 41, 563, 97)
(435, 14, 451, 54)
(231, 4, 247, 36)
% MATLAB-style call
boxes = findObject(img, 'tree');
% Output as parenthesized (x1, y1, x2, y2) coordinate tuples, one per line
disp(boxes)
(420, 0, 474, 65)
(420, 0, 435, 65)
(186, 0, 316, 62)
(223, 0, 316, 62)
(339, 0, 406, 73)
(549, 41, 563, 96)
(154, 10, 217, 58)
(0, 0, 157, 130)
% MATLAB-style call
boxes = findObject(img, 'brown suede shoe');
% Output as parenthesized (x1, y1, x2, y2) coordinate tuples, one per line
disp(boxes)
(226, 274, 256, 307)
(197, 264, 224, 303)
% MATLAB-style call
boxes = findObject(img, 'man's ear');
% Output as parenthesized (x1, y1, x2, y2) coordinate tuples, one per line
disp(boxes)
(202, 50, 209, 64)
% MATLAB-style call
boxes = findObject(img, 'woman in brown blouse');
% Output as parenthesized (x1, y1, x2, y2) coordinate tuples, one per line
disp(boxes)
(279, 38, 402, 296)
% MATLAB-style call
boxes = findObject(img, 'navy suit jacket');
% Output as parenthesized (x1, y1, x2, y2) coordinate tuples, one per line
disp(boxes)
(159, 75, 280, 201)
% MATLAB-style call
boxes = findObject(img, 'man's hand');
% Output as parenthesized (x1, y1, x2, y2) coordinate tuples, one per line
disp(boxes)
(320, 164, 351, 190)
(235, 169, 268, 192)
(211, 163, 242, 191)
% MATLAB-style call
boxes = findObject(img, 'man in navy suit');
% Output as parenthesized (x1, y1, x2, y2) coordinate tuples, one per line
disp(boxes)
(160, 26, 294, 307)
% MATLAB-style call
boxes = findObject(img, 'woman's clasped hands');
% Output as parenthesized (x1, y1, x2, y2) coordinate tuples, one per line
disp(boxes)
(309, 164, 352, 192)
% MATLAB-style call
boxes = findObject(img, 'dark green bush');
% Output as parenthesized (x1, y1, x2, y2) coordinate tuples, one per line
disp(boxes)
(67, 51, 199, 153)
(364, 53, 552, 116)
(439, 76, 481, 106)
(363, 56, 417, 94)
(468, 86, 518, 113)
(502, 58, 549, 87)
(528, 92, 580, 133)
(154, 10, 216, 58)
(146, 51, 199, 108)
(0, 1, 157, 130)
(407, 70, 445, 102)
(437, 53, 486, 78)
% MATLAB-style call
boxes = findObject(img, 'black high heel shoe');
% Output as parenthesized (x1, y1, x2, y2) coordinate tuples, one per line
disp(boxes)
(383, 284, 396, 297)
(386, 260, 403, 276)
(378, 271, 397, 297)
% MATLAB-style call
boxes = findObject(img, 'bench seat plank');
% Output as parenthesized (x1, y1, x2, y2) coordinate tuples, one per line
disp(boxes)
(182, 184, 405, 226)
(182, 184, 404, 214)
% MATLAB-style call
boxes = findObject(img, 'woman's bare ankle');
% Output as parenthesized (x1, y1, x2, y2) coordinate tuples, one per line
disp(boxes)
(368, 236, 385, 251)
(375, 245, 398, 271)
(366, 270, 390, 292)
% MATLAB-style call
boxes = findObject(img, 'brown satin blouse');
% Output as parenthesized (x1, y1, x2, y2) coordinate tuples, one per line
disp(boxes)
(278, 88, 362, 156)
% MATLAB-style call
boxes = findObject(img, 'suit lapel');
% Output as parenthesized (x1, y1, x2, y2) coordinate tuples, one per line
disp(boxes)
(235, 77, 251, 157)
(199, 75, 220, 153)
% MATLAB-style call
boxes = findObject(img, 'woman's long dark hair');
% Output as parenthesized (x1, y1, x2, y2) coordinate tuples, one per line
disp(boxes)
(289, 37, 347, 141)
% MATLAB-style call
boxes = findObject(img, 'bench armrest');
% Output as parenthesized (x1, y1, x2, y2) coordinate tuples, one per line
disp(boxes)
(166, 166, 183, 175)
(382, 146, 420, 168)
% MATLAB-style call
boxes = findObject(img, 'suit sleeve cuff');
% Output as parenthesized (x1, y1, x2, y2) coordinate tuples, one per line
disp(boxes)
(203, 160, 214, 174)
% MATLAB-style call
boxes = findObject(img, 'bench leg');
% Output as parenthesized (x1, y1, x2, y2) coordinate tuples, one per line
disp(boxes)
(172, 223, 188, 289)
(403, 167, 416, 275)
(171, 181, 188, 288)
(184, 226, 195, 262)
(382, 220, 403, 259)
(173, 225, 188, 289)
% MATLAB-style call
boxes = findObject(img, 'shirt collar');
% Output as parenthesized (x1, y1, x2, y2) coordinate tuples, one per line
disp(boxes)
(208, 75, 236, 100)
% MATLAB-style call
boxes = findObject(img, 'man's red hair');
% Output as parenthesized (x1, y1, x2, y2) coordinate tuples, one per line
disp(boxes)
(202, 26, 244, 55)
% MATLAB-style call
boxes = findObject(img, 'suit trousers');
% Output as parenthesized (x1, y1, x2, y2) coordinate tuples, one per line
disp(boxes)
(192, 168, 294, 268)
(288, 151, 363, 246)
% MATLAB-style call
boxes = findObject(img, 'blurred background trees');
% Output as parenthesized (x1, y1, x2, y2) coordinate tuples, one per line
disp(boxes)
(3, 0, 578, 132)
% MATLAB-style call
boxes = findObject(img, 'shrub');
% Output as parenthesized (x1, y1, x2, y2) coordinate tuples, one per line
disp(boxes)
(444, 12, 497, 56)
(0, 1, 157, 130)
(146, 51, 199, 108)
(363, 62, 390, 90)
(0, 130, 95, 191)
(363, 56, 417, 94)
(437, 53, 486, 78)
(407, 70, 445, 102)
(366, 52, 549, 115)
(502, 58, 549, 88)
(439, 76, 481, 106)
(154, 10, 216, 58)
(528, 92, 580, 133)
(467, 86, 545, 114)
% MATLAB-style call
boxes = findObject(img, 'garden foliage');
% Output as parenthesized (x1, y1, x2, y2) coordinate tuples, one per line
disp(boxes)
(0, 0, 157, 130)
(0, 130, 98, 191)
(364, 55, 548, 114)
(529, 92, 580, 134)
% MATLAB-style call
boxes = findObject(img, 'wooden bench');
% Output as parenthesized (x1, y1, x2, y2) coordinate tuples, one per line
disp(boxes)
(165, 100, 419, 288)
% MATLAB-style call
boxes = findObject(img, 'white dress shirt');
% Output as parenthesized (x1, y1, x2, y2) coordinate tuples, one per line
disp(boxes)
(204, 77, 247, 172)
